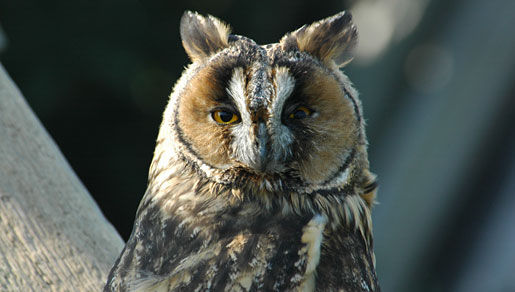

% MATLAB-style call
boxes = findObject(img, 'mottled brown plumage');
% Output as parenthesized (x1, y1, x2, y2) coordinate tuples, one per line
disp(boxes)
(105, 11, 379, 291)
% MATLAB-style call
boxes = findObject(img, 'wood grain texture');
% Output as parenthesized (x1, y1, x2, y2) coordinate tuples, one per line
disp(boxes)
(0, 64, 124, 291)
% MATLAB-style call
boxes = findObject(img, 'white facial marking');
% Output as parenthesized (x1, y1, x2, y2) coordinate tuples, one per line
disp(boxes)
(269, 67, 295, 161)
(227, 67, 250, 125)
(227, 68, 259, 167)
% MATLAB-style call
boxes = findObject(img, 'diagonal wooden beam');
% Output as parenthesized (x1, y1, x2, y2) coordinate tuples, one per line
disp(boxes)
(0, 64, 124, 291)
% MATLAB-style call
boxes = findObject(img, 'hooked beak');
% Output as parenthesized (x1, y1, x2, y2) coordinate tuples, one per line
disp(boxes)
(254, 122, 269, 172)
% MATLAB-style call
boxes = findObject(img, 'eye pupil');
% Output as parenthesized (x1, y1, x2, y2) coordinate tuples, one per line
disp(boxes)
(293, 109, 307, 119)
(212, 110, 239, 124)
(289, 106, 311, 119)
(219, 111, 234, 122)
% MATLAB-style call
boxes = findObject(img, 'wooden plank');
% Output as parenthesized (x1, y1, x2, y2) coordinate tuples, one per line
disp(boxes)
(0, 64, 124, 291)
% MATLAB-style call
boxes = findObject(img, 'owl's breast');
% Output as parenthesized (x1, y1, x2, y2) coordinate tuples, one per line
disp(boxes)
(109, 190, 340, 291)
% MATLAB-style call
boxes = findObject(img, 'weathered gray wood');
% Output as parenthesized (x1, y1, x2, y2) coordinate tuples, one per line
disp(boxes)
(0, 64, 124, 291)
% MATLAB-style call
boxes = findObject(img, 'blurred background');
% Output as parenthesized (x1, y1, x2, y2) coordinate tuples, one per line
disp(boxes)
(1, 0, 514, 291)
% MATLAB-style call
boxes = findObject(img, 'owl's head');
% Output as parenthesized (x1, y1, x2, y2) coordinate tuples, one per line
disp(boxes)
(155, 11, 371, 195)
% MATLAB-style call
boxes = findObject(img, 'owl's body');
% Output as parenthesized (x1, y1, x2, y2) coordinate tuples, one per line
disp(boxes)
(105, 11, 379, 292)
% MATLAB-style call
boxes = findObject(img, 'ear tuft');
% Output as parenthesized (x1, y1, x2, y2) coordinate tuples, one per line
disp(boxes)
(280, 11, 358, 67)
(180, 11, 232, 62)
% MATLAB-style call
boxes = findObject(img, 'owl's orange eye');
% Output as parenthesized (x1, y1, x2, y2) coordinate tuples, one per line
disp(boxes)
(212, 110, 240, 124)
(289, 106, 312, 119)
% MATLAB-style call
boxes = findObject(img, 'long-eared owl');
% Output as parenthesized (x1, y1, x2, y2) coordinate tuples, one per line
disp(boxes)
(105, 10, 379, 292)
